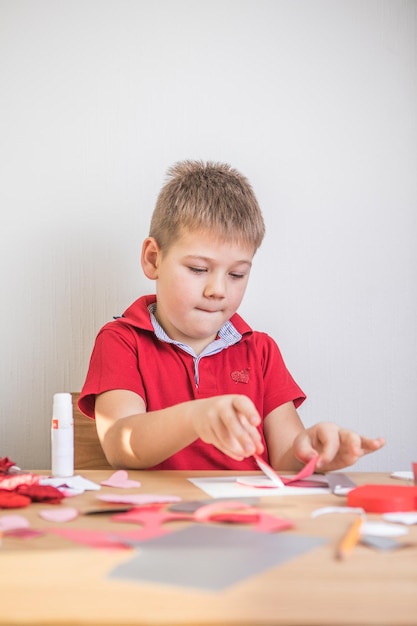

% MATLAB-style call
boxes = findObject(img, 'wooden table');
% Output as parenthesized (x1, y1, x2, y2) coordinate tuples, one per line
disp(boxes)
(0, 470, 416, 625)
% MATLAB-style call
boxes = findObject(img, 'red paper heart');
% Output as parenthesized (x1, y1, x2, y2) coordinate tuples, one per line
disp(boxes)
(0, 490, 31, 509)
(231, 369, 250, 384)
(16, 484, 65, 504)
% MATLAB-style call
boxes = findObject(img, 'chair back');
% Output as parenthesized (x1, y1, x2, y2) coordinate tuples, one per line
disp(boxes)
(72, 392, 112, 470)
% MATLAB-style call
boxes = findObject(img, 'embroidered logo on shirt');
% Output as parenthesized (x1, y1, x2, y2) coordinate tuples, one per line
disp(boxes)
(231, 368, 250, 384)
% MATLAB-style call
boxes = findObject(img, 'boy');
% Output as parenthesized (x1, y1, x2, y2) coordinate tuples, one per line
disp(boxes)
(79, 160, 385, 471)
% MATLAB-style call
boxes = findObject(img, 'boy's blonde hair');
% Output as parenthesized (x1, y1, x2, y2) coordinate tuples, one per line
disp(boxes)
(149, 160, 265, 252)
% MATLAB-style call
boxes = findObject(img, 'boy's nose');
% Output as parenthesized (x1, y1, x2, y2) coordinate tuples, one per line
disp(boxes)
(203, 274, 226, 298)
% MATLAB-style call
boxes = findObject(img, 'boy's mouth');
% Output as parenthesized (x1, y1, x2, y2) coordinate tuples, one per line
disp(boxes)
(196, 307, 222, 314)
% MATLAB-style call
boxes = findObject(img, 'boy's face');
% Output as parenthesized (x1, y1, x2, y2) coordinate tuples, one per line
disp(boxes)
(150, 230, 254, 354)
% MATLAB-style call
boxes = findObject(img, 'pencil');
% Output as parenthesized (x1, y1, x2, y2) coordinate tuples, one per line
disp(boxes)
(336, 516, 363, 560)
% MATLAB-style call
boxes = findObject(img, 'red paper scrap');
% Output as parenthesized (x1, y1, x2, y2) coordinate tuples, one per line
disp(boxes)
(0, 457, 15, 473)
(0, 473, 40, 491)
(16, 484, 65, 504)
(0, 491, 31, 509)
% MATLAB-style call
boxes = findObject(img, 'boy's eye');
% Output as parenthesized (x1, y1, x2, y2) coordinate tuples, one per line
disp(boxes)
(189, 266, 207, 273)
(229, 272, 245, 279)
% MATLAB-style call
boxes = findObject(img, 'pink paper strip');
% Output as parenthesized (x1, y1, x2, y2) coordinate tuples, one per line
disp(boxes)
(252, 455, 319, 488)
(282, 456, 319, 484)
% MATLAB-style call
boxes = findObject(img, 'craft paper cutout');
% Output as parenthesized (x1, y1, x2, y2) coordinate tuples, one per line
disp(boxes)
(100, 470, 141, 489)
(168, 497, 259, 513)
(0, 473, 40, 491)
(325, 472, 357, 495)
(236, 477, 279, 489)
(111, 505, 192, 528)
(361, 521, 409, 538)
(283, 456, 319, 482)
(193, 500, 254, 522)
(237, 476, 326, 489)
(111, 500, 293, 538)
(189, 476, 329, 498)
(4, 528, 44, 539)
(0, 457, 15, 473)
(0, 514, 30, 531)
(0, 459, 66, 509)
(390, 471, 414, 481)
(48, 521, 178, 548)
(39, 507, 78, 522)
(253, 455, 285, 487)
(0, 512, 43, 538)
(193, 500, 294, 532)
(0, 491, 31, 509)
(97, 493, 181, 505)
(109, 524, 327, 590)
(16, 484, 65, 504)
(347, 484, 417, 513)
(383, 512, 417, 525)
(311, 506, 365, 518)
(244, 455, 320, 489)
(40, 475, 101, 492)
(84, 507, 132, 516)
(57, 488, 84, 498)
(46, 498, 293, 550)
(47, 527, 132, 549)
(360, 535, 411, 551)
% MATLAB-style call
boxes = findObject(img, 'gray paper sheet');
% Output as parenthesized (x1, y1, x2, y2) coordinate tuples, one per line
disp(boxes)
(109, 524, 326, 590)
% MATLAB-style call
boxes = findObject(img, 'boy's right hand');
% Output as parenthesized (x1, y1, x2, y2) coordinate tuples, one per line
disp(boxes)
(191, 395, 264, 460)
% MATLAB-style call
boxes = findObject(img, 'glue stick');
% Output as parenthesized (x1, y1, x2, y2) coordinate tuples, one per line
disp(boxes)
(51, 392, 74, 477)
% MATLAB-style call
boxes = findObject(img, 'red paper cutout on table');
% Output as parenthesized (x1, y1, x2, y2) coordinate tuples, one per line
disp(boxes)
(110, 500, 294, 539)
(0, 491, 31, 509)
(193, 500, 294, 532)
(0, 457, 65, 508)
(0, 457, 15, 473)
(16, 484, 65, 504)
(0, 473, 40, 491)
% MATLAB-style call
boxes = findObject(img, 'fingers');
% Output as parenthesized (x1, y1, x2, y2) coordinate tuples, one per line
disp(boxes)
(197, 395, 263, 460)
(317, 427, 362, 470)
(294, 423, 385, 472)
(359, 435, 386, 453)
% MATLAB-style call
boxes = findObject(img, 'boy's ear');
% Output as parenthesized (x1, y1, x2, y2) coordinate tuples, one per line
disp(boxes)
(141, 237, 161, 280)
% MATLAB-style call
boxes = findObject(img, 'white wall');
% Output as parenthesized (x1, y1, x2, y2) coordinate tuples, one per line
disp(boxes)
(1, 0, 416, 471)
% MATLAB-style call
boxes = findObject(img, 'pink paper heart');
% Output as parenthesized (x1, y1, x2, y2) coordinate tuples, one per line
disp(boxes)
(100, 470, 141, 489)
(39, 507, 78, 522)
(0, 514, 30, 531)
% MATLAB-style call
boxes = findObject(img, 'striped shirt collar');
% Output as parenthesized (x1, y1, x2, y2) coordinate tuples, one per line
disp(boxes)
(147, 302, 242, 358)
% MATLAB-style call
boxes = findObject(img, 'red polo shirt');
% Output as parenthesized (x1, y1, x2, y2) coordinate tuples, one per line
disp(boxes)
(79, 295, 306, 470)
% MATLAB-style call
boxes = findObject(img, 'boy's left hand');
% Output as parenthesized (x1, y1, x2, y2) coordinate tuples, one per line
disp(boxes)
(293, 422, 385, 472)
